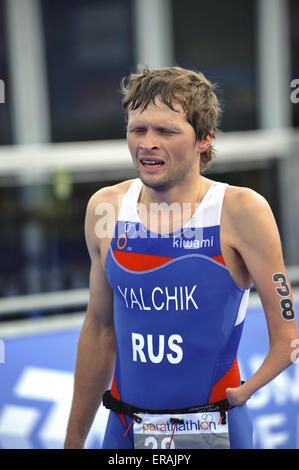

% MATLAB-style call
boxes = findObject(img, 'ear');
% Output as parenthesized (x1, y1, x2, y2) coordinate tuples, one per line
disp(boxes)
(196, 132, 213, 154)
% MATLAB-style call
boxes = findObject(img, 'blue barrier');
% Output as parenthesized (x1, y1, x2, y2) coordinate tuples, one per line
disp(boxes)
(238, 305, 299, 449)
(0, 304, 298, 449)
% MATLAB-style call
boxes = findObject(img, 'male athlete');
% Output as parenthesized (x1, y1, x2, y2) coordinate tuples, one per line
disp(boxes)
(64, 65, 299, 449)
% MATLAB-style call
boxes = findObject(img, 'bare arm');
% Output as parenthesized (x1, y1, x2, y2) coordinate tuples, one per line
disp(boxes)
(64, 193, 115, 448)
(225, 189, 299, 406)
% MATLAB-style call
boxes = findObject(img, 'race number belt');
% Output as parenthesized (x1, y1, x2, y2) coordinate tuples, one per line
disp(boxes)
(103, 390, 234, 449)
(103, 389, 232, 423)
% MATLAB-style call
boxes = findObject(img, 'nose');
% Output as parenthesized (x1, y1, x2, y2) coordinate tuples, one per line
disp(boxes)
(139, 130, 160, 153)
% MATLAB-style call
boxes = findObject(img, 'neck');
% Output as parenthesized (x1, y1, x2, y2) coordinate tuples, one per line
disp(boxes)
(140, 175, 206, 206)
(137, 175, 211, 235)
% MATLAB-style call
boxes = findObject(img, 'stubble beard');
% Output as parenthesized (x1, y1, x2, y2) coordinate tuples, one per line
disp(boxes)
(135, 163, 195, 193)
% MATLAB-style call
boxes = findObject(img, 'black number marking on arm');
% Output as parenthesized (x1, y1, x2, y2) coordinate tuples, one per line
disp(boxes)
(272, 273, 295, 320)
(272, 273, 290, 296)
(280, 298, 295, 320)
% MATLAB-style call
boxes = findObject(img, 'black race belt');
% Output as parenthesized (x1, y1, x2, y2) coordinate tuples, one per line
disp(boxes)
(103, 390, 233, 424)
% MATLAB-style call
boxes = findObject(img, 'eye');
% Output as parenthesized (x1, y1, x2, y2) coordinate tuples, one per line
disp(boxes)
(129, 127, 146, 134)
(157, 128, 174, 135)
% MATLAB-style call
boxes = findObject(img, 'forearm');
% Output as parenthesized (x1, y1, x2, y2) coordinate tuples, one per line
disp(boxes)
(227, 337, 298, 406)
(64, 318, 116, 448)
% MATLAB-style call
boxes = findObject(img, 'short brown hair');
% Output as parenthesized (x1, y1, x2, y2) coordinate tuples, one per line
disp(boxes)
(120, 65, 222, 171)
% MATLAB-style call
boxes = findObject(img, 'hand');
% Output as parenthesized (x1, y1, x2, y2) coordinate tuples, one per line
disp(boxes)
(225, 385, 249, 407)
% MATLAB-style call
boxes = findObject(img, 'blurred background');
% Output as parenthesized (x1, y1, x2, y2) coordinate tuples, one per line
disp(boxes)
(0, 0, 299, 450)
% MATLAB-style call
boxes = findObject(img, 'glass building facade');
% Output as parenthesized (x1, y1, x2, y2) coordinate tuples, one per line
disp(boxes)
(0, 0, 297, 312)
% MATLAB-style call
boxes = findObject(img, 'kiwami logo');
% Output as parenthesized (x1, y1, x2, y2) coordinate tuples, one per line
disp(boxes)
(172, 236, 214, 249)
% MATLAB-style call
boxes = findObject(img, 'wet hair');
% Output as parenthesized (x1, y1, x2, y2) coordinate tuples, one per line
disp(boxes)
(120, 65, 222, 171)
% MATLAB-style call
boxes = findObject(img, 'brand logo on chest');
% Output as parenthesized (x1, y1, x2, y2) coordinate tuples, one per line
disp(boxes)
(172, 236, 214, 249)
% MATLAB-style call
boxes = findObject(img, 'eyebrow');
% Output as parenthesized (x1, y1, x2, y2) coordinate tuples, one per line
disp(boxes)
(127, 122, 182, 131)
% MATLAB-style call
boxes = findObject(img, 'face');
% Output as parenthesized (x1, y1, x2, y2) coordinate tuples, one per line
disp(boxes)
(127, 98, 210, 192)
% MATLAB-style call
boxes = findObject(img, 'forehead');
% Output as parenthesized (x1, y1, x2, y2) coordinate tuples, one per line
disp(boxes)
(127, 98, 188, 126)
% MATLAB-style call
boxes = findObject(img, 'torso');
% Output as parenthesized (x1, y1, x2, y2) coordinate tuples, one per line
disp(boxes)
(103, 176, 250, 409)
(97, 177, 252, 291)
(99, 176, 254, 448)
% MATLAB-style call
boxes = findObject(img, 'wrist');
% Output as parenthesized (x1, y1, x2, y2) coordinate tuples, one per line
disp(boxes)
(226, 383, 250, 407)
(64, 434, 85, 449)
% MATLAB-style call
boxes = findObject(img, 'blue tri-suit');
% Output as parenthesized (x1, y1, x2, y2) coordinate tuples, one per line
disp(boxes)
(103, 179, 254, 449)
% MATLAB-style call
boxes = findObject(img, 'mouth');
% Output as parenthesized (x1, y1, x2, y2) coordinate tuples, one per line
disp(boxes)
(139, 157, 165, 169)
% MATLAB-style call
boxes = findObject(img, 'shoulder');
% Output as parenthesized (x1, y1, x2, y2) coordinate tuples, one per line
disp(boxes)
(84, 179, 135, 253)
(222, 184, 280, 250)
(223, 185, 273, 223)
(86, 179, 135, 214)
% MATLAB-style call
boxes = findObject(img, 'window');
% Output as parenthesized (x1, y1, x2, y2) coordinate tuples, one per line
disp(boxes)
(0, 0, 12, 145)
(206, 161, 280, 230)
(41, 0, 134, 142)
(0, 178, 119, 308)
(172, 0, 257, 132)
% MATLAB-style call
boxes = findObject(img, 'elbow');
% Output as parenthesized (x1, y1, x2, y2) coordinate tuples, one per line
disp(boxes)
(268, 330, 299, 365)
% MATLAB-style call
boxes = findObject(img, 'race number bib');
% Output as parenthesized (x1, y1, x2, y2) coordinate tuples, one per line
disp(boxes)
(133, 411, 230, 449)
